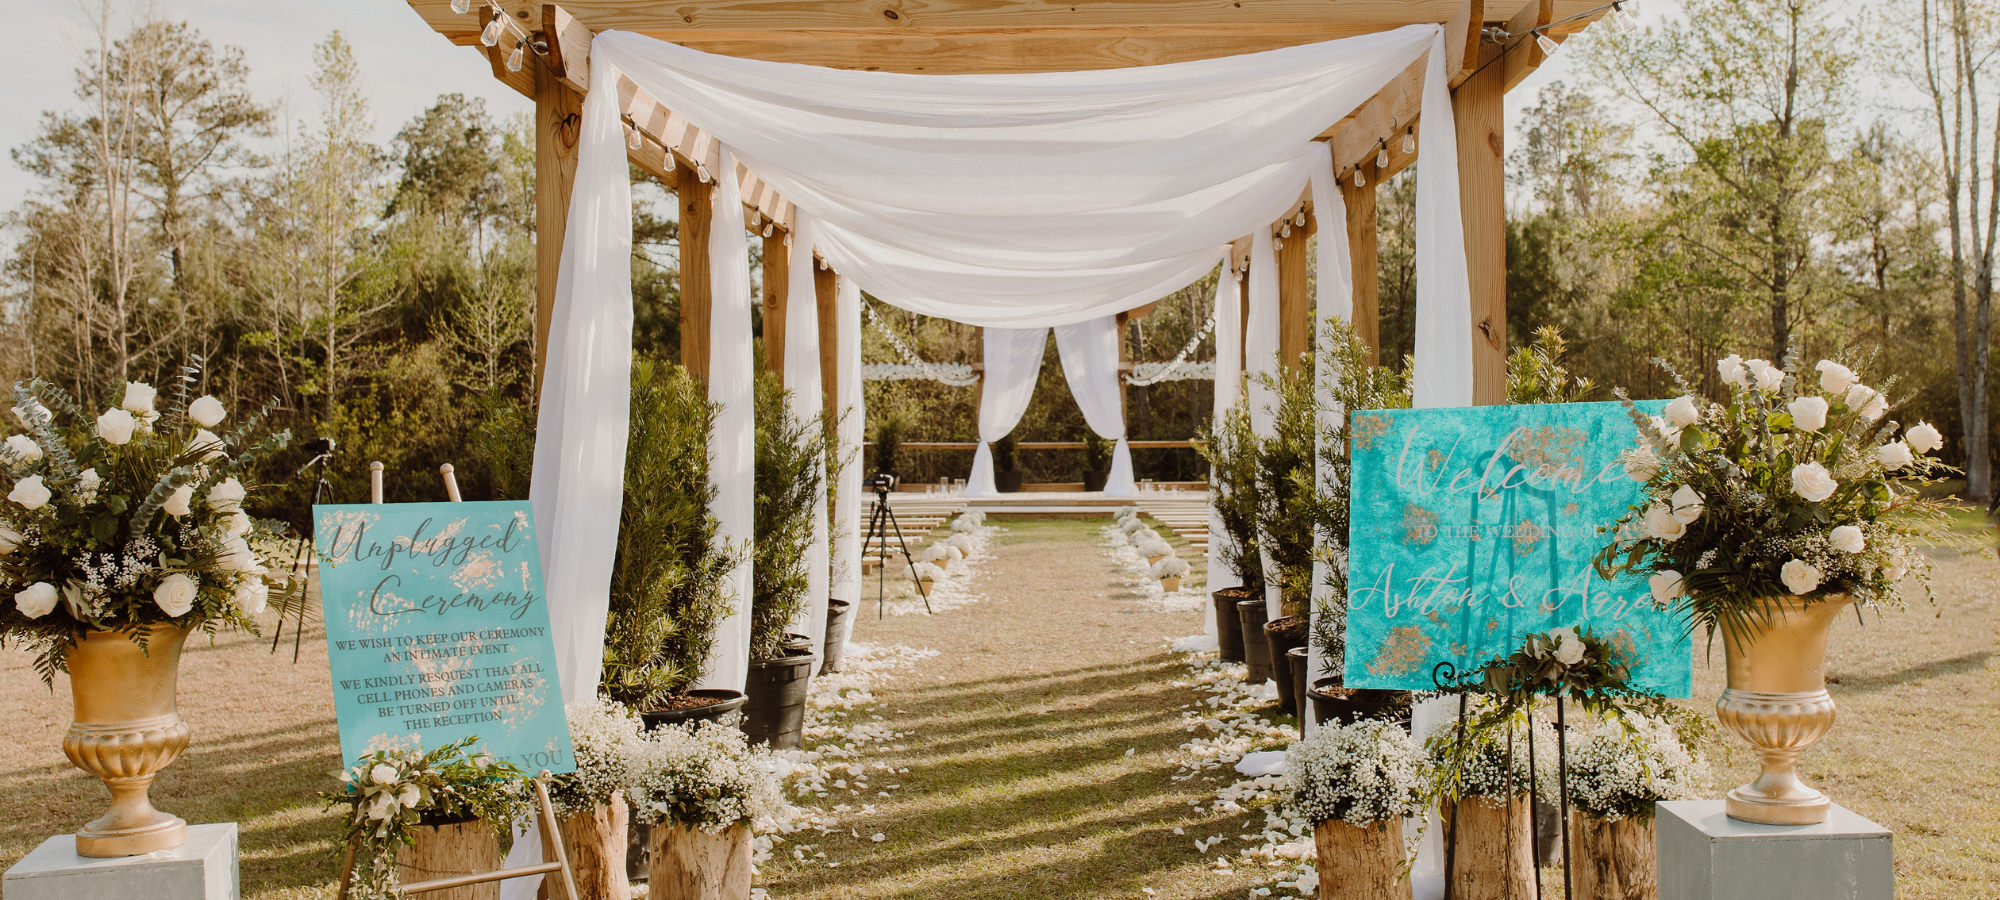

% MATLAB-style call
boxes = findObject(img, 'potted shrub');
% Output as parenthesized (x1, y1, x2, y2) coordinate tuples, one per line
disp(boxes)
(1150, 555, 1190, 592)
(2, 375, 293, 857)
(994, 433, 1023, 493)
(1593, 353, 1955, 824)
(746, 372, 827, 750)
(1080, 431, 1112, 492)
(1250, 364, 1317, 618)
(1264, 613, 1309, 717)
(1566, 711, 1709, 900)
(871, 408, 908, 480)
(548, 698, 652, 900)
(1195, 402, 1262, 665)
(628, 720, 785, 900)
(1290, 719, 1431, 900)
(605, 358, 741, 730)
(912, 561, 945, 597)
(326, 737, 528, 900)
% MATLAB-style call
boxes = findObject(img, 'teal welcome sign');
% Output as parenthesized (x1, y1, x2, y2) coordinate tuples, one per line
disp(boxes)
(1342, 402, 1692, 695)
(314, 500, 575, 773)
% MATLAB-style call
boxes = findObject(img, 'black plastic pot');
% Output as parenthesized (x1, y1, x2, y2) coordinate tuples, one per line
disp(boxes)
(1264, 617, 1310, 716)
(1288, 647, 1311, 737)
(1211, 587, 1252, 662)
(1307, 677, 1406, 728)
(1236, 598, 1272, 686)
(996, 470, 1024, 492)
(822, 598, 853, 673)
(742, 643, 818, 749)
(639, 689, 749, 732)
(1081, 469, 1109, 492)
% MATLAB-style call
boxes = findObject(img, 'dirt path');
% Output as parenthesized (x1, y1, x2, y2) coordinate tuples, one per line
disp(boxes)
(763, 517, 1277, 900)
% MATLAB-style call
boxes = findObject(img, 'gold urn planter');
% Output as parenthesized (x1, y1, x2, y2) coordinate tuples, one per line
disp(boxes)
(1715, 595, 1848, 826)
(63, 624, 194, 857)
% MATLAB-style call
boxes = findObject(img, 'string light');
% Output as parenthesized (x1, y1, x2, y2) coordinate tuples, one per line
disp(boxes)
(450, 0, 472, 13)
(1536, 32, 1560, 55)
(1376, 139, 1389, 169)
(479, 10, 507, 47)
(1355, 167, 1366, 188)
(505, 38, 526, 72)
(1402, 127, 1415, 154)
(1612, 1, 1637, 33)
(1293, 212, 1307, 228)
(625, 121, 642, 150)
(1280, 222, 1291, 238)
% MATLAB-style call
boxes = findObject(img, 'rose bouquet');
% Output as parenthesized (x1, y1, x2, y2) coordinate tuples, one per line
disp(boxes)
(1, 370, 294, 679)
(325, 736, 528, 900)
(1595, 355, 1957, 639)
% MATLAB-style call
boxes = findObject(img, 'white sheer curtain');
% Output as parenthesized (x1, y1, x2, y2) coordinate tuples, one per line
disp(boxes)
(1243, 228, 1282, 619)
(695, 150, 758, 694)
(784, 215, 830, 674)
(1303, 143, 1350, 738)
(964, 327, 1049, 497)
(830, 277, 865, 654)
(1204, 262, 1243, 639)
(1052, 317, 1135, 497)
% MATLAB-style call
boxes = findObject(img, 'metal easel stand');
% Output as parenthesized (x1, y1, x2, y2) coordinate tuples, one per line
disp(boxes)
(271, 439, 336, 662)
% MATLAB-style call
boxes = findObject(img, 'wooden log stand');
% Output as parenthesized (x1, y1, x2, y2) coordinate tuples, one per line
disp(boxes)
(1312, 818, 1410, 900)
(395, 819, 505, 900)
(646, 823, 752, 900)
(1572, 811, 1656, 900)
(1440, 795, 1535, 900)
(557, 793, 630, 900)
(337, 774, 580, 900)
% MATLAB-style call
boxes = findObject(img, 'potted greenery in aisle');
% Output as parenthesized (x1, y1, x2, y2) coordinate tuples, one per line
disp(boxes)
(1194, 402, 1262, 666)
(1151, 555, 1190, 593)
(1566, 711, 1710, 899)
(326, 737, 528, 900)
(1248, 363, 1318, 701)
(746, 372, 828, 749)
(606, 358, 740, 730)
(1594, 352, 1957, 825)
(1289, 719, 1431, 900)
(993, 433, 1023, 492)
(628, 720, 786, 900)
(1081, 431, 1112, 492)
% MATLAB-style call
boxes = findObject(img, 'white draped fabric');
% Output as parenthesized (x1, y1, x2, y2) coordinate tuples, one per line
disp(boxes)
(1203, 264, 1244, 638)
(1303, 145, 1352, 738)
(830, 277, 865, 653)
(964, 327, 1050, 497)
(1052, 317, 1136, 498)
(783, 216, 831, 674)
(1243, 229, 1283, 619)
(695, 151, 759, 694)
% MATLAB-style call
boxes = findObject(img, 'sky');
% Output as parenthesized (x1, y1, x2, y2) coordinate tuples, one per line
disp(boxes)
(0, 0, 1659, 214)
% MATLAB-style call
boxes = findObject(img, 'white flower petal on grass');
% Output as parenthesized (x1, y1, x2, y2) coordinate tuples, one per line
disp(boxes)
(1789, 462, 1837, 503)
(1780, 559, 1822, 595)
(1830, 525, 1865, 554)
(9, 475, 51, 510)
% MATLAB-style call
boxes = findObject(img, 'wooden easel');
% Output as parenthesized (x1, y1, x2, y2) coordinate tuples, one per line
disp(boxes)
(336, 465, 580, 900)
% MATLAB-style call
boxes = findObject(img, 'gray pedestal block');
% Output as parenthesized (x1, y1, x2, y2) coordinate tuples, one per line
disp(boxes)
(3, 823, 239, 900)
(1657, 800, 1892, 900)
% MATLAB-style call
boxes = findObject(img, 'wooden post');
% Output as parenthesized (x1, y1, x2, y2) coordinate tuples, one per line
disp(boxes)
(1276, 215, 1312, 371)
(813, 260, 840, 415)
(1440, 796, 1534, 900)
(1115, 312, 1131, 417)
(1573, 811, 1657, 900)
(533, 62, 582, 393)
(1454, 44, 1507, 406)
(1238, 267, 1251, 366)
(395, 821, 505, 900)
(647, 824, 753, 900)
(555, 793, 629, 900)
(1343, 166, 1381, 368)
(678, 158, 714, 381)
(762, 231, 788, 380)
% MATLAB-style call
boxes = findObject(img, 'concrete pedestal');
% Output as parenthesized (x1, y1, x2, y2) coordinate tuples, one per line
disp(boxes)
(1657, 800, 1891, 900)
(3, 822, 238, 900)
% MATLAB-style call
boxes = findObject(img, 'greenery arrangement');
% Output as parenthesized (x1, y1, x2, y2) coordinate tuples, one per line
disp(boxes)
(325, 736, 527, 900)
(993, 433, 1019, 474)
(1594, 354, 1957, 641)
(870, 407, 908, 477)
(1253, 364, 1318, 613)
(626, 719, 787, 833)
(1477, 626, 1641, 718)
(1288, 718, 1431, 826)
(602, 358, 735, 710)
(1194, 401, 1264, 593)
(1424, 698, 1560, 807)
(752, 370, 828, 660)
(1, 367, 295, 679)
(1081, 432, 1112, 474)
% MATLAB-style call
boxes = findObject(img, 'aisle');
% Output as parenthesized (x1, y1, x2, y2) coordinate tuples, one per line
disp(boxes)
(763, 518, 1277, 900)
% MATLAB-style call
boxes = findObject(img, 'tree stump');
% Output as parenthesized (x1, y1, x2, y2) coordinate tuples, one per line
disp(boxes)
(395, 819, 504, 900)
(1440, 795, 1535, 900)
(647, 823, 752, 900)
(558, 792, 630, 900)
(1313, 818, 1410, 900)
(1573, 812, 1656, 900)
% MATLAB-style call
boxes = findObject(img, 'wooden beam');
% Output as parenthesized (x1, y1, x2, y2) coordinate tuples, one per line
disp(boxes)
(1342, 173, 1380, 369)
(814, 260, 840, 415)
(1324, 56, 1424, 172)
(1444, 0, 1484, 88)
(678, 158, 715, 381)
(1500, 0, 1555, 91)
(1454, 44, 1507, 405)
(762, 231, 788, 378)
(533, 59, 582, 393)
(1277, 213, 1311, 372)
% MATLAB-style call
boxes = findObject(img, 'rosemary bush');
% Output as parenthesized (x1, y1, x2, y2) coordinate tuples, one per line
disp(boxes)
(752, 370, 827, 659)
(1195, 401, 1263, 592)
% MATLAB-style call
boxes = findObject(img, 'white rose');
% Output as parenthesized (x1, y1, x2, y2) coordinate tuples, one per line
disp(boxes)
(1744, 358, 1784, 393)
(161, 484, 195, 517)
(121, 382, 157, 414)
(1905, 422, 1943, 455)
(1816, 360, 1856, 394)
(1642, 503, 1687, 541)
(1553, 633, 1586, 666)
(1779, 559, 1821, 595)
(1716, 354, 1748, 388)
(1664, 395, 1702, 427)
(232, 577, 269, 615)
(226, 511, 253, 535)
(187, 395, 226, 428)
(1844, 384, 1887, 421)
(96, 408, 136, 445)
(1622, 445, 1660, 481)
(1876, 441, 1914, 470)
(1670, 484, 1704, 524)
(1648, 570, 1685, 605)
(1830, 525, 1865, 554)
(76, 468, 100, 502)
(216, 533, 261, 572)
(1649, 415, 1683, 447)
(370, 763, 399, 785)
(4, 434, 42, 464)
(0, 525, 21, 554)
(191, 429, 226, 461)
(1790, 462, 1837, 503)
(10, 399, 48, 427)
(398, 785, 421, 808)
(367, 792, 396, 821)
(207, 476, 246, 512)
(14, 582, 58, 619)
(1787, 396, 1829, 432)
(9, 475, 52, 510)
(153, 573, 199, 617)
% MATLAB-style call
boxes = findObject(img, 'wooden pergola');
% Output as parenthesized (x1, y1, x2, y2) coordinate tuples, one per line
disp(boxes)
(400, 0, 1608, 409)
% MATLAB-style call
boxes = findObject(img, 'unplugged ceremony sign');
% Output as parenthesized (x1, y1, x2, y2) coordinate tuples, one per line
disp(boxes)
(1342, 401, 1692, 695)
(314, 500, 575, 773)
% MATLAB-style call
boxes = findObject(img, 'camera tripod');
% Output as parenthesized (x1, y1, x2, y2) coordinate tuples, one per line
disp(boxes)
(865, 478, 931, 619)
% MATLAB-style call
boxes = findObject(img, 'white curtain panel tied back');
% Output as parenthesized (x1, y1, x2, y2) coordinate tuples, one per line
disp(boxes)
(1052, 318, 1137, 497)
(963, 326, 1049, 497)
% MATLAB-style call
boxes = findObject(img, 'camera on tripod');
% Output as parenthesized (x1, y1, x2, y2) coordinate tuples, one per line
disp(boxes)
(868, 472, 900, 494)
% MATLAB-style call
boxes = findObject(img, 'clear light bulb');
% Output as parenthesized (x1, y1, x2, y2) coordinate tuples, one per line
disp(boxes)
(1402, 129, 1415, 154)
(1355, 168, 1366, 188)
(1280, 223, 1291, 238)
(451, 0, 472, 13)
(1614, 1, 1637, 32)
(1294, 212, 1307, 227)
(627, 127, 641, 150)
(505, 39, 525, 72)
(1377, 143, 1389, 168)
(1536, 33, 1559, 56)
(480, 11, 506, 47)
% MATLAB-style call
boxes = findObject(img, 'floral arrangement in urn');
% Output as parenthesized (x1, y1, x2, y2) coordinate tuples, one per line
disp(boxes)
(326, 736, 529, 900)
(1, 370, 294, 678)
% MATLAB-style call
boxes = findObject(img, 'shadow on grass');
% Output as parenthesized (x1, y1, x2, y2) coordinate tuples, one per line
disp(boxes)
(1832, 650, 1992, 694)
